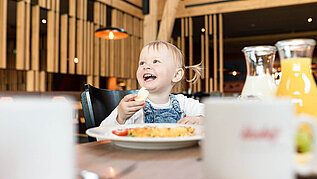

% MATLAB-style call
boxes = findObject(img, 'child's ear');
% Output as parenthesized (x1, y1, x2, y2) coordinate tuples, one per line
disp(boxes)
(172, 68, 184, 83)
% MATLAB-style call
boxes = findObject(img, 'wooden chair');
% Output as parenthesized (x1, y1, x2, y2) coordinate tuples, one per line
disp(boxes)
(80, 84, 138, 141)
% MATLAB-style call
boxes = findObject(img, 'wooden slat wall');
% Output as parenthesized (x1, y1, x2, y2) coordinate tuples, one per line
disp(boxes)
(0, 0, 8, 68)
(2, 0, 144, 91)
(175, 13, 225, 94)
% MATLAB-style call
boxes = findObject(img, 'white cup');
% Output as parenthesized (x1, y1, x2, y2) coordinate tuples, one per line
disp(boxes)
(0, 98, 75, 179)
(203, 98, 317, 179)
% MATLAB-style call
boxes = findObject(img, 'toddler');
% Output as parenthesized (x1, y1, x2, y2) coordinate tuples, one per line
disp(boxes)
(100, 41, 204, 126)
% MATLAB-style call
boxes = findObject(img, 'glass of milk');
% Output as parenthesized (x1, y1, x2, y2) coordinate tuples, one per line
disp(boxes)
(241, 46, 277, 99)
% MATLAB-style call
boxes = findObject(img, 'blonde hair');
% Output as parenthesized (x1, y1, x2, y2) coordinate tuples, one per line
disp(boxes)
(144, 41, 202, 83)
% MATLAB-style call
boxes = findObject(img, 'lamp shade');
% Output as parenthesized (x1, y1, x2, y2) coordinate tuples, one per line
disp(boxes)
(94, 27, 128, 40)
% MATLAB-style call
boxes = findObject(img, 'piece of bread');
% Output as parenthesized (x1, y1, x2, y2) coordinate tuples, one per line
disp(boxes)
(135, 87, 149, 101)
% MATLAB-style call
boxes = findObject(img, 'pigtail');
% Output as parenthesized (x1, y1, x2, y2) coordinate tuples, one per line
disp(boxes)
(184, 63, 202, 83)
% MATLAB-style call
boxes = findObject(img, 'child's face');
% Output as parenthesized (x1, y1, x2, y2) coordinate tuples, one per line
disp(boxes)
(136, 45, 182, 93)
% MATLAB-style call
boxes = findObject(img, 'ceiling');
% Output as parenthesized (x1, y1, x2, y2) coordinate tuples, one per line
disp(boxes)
(170, 2, 317, 60)
(7, 0, 317, 58)
(222, 3, 317, 56)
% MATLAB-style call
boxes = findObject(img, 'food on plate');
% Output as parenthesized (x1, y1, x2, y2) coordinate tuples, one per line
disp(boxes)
(112, 128, 128, 136)
(112, 126, 195, 137)
(134, 87, 149, 101)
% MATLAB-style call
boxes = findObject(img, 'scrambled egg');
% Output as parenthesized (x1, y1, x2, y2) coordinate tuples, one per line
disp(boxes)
(128, 126, 195, 137)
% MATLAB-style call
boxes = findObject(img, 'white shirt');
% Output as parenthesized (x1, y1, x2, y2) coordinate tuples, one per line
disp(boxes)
(100, 94, 204, 126)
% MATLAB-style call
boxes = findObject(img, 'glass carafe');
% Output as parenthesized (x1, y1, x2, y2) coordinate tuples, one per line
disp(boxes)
(241, 46, 277, 99)
(275, 39, 317, 119)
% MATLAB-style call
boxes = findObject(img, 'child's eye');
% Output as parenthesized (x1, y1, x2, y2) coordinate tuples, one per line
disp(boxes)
(139, 61, 145, 66)
(153, 59, 160, 64)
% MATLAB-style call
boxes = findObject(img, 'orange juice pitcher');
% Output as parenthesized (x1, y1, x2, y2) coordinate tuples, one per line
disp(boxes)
(275, 39, 317, 119)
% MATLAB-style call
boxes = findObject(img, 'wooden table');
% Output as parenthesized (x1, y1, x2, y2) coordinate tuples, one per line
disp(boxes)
(77, 141, 317, 179)
(76, 140, 203, 179)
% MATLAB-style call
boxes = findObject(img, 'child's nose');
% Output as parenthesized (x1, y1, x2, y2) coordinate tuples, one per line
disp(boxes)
(143, 64, 152, 69)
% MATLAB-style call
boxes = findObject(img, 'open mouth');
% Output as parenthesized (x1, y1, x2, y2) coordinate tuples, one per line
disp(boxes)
(143, 74, 157, 81)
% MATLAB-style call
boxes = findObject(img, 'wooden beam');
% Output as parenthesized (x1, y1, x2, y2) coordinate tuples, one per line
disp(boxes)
(213, 14, 217, 91)
(60, 14, 68, 73)
(25, 2, 31, 70)
(122, 13, 127, 77)
(68, 16, 76, 74)
(184, 17, 188, 37)
(143, 0, 158, 45)
(219, 13, 224, 93)
(90, 23, 94, 76)
(94, 25, 100, 76)
(205, 15, 210, 92)
(76, 19, 84, 74)
(47, 10, 55, 72)
(87, 22, 91, 75)
(77, 0, 84, 19)
(112, 9, 119, 77)
(98, 0, 143, 19)
(225, 30, 317, 43)
(16, 1, 25, 70)
(0, 0, 7, 68)
(130, 36, 134, 77)
(201, 34, 204, 79)
(189, 17, 193, 90)
(181, 18, 185, 53)
(34, 71, 39, 91)
(83, 20, 87, 75)
(39, 71, 46, 92)
(31, 5, 40, 71)
(69, 0, 76, 17)
(54, 12, 60, 72)
(56, 0, 60, 12)
(166, 0, 317, 19)
(157, 0, 179, 42)
(38, 0, 46, 9)
(83, 0, 87, 20)
(94, 1, 100, 77)
(125, 0, 143, 8)
(26, 70, 34, 92)
(100, 37, 106, 76)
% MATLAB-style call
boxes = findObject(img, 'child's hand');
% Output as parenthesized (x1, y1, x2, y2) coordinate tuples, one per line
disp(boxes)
(116, 94, 146, 124)
(177, 116, 203, 125)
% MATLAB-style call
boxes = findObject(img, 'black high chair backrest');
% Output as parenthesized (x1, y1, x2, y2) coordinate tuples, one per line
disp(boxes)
(81, 84, 138, 141)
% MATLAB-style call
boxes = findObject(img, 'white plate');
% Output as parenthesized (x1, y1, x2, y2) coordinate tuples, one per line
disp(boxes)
(86, 123, 204, 150)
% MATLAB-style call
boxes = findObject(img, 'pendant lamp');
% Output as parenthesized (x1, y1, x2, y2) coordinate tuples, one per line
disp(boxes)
(94, 27, 128, 40)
